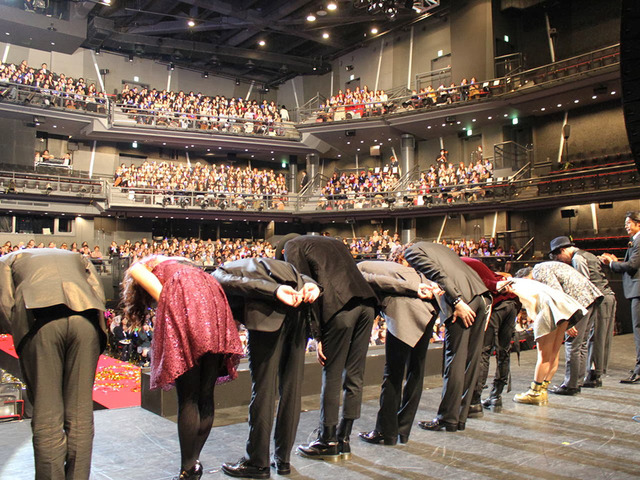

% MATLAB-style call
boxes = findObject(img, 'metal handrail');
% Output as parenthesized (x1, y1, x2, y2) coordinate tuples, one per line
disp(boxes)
(0, 80, 109, 114)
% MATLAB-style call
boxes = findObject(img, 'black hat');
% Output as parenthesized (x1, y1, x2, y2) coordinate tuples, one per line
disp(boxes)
(549, 236, 575, 254)
(274, 233, 300, 260)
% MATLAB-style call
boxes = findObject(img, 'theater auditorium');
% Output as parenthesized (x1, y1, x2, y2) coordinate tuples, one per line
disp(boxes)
(0, 0, 639, 479)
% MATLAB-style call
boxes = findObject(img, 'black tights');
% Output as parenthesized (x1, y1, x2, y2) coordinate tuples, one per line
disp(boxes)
(175, 353, 224, 472)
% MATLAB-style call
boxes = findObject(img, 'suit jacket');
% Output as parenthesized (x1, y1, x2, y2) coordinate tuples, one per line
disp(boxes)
(0, 249, 107, 354)
(609, 236, 640, 299)
(357, 261, 437, 348)
(284, 235, 376, 323)
(571, 249, 613, 296)
(212, 257, 318, 332)
(404, 242, 488, 313)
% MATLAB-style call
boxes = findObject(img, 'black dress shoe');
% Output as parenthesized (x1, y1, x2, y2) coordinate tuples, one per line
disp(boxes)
(417, 419, 457, 432)
(548, 384, 580, 395)
(222, 458, 270, 479)
(358, 430, 397, 445)
(467, 403, 484, 418)
(457, 422, 465, 431)
(582, 377, 602, 388)
(620, 373, 640, 384)
(270, 460, 291, 475)
(296, 440, 339, 462)
(398, 434, 409, 444)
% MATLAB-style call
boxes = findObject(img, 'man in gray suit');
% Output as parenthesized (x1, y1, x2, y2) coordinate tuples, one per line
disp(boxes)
(550, 236, 617, 389)
(0, 249, 106, 480)
(404, 242, 490, 432)
(600, 211, 640, 384)
(213, 258, 320, 479)
(356, 248, 442, 445)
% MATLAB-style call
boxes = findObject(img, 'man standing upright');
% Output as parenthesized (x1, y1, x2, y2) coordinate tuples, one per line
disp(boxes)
(404, 242, 490, 432)
(550, 236, 617, 389)
(600, 211, 640, 384)
(0, 249, 106, 480)
(283, 235, 377, 461)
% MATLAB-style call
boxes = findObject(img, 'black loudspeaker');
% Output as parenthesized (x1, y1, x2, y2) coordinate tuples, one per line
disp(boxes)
(345, 130, 356, 136)
(621, 0, 640, 171)
(561, 209, 577, 218)
(563, 124, 571, 139)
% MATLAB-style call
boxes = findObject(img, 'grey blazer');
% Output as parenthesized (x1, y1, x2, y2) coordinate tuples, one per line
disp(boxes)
(610, 236, 640, 299)
(0, 249, 106, 354)
(212, 257, 318, 332)
(357, 261, 438, 348)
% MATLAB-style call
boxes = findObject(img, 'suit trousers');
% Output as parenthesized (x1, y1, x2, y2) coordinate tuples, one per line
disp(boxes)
(246, 315, 307, 467)
(562, 305, 596, 388)
(320, 300, 375, 427)
(19, 314, 101, 480)
(586, 294, 616, 376)
(631, 297, 640, 375)
(472, 299, 519, 403)
(437, 295, 491, 426)
(375, 326, 433, 439)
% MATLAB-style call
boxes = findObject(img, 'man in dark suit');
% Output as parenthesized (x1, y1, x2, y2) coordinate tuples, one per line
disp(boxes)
(213, 258, 320, 479)
(0, 249, 106, 480)
(404, 241, 490, 432)
(600, 211, 640, 384)
(356, 248, 441, 446)
(283, 235, 377, 461)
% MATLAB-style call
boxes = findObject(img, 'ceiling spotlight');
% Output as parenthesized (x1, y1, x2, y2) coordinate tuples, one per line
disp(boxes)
(307, 13, 316, 21)
(95, 48, 101, 55)
(258, 40, 266, 46)
(187, 19, 195, 27)
(170, 63, 175, 70)
(322, 32, 330, 39)
(327, 2, 337, 10)
(371, 27, 379, 34)
(203, 71, 208, 78)
(128, 54, 133, 62)
(235, 78, 240, 85)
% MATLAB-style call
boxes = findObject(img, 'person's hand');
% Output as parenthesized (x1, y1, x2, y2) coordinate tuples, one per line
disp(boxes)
(599, 253, 616, 265)
(317, 341, 326, 366)
(566, 326, 578, 337)
(276, 285, 302, 307)
(496, 280, 514, 294)
(301, 283, 320, 303)
(417, 283, 434, 299)
(453, 300, 476, 328)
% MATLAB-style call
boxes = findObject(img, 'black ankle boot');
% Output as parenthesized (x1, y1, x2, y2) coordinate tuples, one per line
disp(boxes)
(482, 381, 504, 409)
(337, 418, 353, 459)
(297, 425, 339, 462)
(582, 370, 602, 388)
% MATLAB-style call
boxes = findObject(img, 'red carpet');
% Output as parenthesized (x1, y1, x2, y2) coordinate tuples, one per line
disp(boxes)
(0, 334, 141, 409)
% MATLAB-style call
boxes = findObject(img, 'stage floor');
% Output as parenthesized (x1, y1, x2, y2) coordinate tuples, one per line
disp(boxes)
(1, 334, 639, 480)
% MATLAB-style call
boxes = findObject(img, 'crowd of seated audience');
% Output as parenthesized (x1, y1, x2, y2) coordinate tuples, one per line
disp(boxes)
(114, 161, 290, 209)
(316, 85, 391, 122)
(0, 60, 107, 111)
(117, 84, 290, 136)
(317, 164, 400, 210)
(406, 149, 495, 205)
(401, 77, 489, 111)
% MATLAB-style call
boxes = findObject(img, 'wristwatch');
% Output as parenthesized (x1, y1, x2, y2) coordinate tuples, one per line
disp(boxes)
(452, 296, 462, 306)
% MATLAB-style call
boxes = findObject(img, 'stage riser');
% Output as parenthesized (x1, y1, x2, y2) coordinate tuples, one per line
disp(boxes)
(141, 346, 444, 419)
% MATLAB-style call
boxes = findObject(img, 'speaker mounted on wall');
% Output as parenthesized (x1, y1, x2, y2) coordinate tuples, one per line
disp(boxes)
(621, 0, 640, 172)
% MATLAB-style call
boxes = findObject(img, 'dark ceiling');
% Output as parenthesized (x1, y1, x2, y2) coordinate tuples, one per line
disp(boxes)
(84, 0, 444, 87)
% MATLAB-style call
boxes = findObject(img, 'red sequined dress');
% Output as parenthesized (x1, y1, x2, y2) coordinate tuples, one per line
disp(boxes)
(149, 259, 243, 390)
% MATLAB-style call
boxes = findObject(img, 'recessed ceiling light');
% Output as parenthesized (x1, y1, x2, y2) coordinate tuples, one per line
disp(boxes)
(346, 141, 350, 144)
(270, 151, 274, 153)
(611, 91, 616, 95)
(323, 32, 330, 39)
(540, 108, 545, 111)
(53, 125, 57, 128)
(592, 95, 597, 99)
(427, 126, 431, 129)
(307, 13, 316, 21)
(557, 103, 562, 107)
(245, 148, 248, 151)
(472, 118, 476, 122)
(50, 42, 55, 46)
(5, 32, 9, 36)
(327, 2, 337, 10)
(357, 148, 360, 151)
(488, 116, 492, 119)
(574, 99, 579, 103)
(456, 121, 461, 124)
(371, 27, 378, 34)
(388, 138, 391, 141)
(258, 40, 266, 46)
(218, 147, 222, 149)
(337, 154, 341, 157)
(187, 19, 195, 27)
(163, 142, 167, 145)
(360, 140, 364, 143)
(442, 123, 446, 127)
(503, 113, 508, 117)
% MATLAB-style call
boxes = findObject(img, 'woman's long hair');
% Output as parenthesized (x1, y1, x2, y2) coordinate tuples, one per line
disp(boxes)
(120, 267, 154, 329)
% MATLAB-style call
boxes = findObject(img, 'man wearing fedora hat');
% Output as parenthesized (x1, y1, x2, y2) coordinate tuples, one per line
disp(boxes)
(550, 236, 617, 390)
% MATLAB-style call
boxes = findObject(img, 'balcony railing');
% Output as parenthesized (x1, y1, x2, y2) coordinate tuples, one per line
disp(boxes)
(111, 104, 301, 141)
(0, 81, 109, 114)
